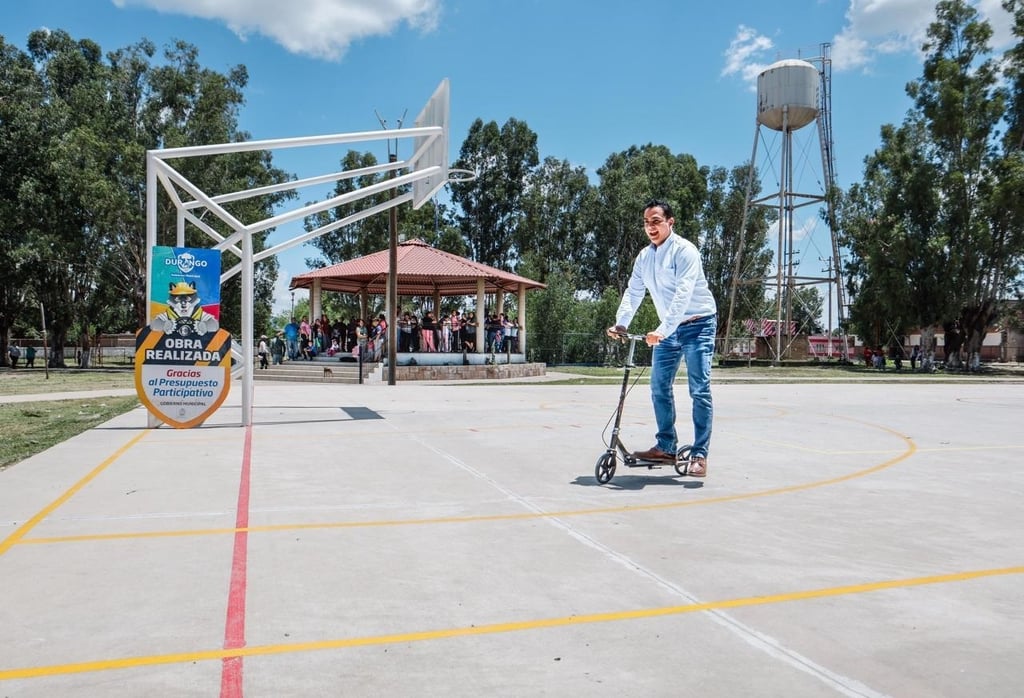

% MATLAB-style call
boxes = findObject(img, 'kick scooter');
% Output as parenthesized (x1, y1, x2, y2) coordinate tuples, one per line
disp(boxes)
(595, 331, 691, 485)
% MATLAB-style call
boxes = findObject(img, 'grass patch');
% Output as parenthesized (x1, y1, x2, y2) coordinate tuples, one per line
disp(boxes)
(0, 368, 135, 396)
(547, 364, 854, 381)
(0, 395, 140, 470)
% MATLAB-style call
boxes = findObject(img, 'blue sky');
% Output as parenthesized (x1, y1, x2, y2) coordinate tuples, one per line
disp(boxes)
(3, 0, 1017, 318)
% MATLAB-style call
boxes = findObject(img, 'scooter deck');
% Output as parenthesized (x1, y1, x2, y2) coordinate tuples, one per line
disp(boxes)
(623, 457, 682, 469)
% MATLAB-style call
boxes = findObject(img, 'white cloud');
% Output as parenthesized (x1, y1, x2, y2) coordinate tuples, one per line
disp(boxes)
(829, 0, 937, 71)
(831, 0, 1016, 72)
(111, 0, 442, 60)
(765, 216, 817, 245)
(722, 1, 1017, 81)
(721, 24, 774, 84)
(976, 0, 1017, 47)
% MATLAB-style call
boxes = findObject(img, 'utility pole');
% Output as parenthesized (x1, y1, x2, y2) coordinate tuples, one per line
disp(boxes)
(40, 302, 49, 380)
(376, 110, 406, 386)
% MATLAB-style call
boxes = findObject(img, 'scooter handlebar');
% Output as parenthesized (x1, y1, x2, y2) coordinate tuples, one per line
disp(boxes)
(608, 330, 647, 342)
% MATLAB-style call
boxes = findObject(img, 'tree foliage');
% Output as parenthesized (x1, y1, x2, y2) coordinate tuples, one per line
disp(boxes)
(146, 41, 293, 337)
(839, 0, 1024, 364)
(699, 163, 773, 327)
(586, 144, 707, 296)
(517, 156, 595, 282)
(304, 149, 458, 267)
(0, 36, 45, 361)
(0, 31, 293, 365)
(450, 117, 539, 270)
(1005, 0, 1024, 150)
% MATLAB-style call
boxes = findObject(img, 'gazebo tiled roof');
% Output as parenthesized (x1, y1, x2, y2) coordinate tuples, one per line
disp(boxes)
(289, 239, 546, 296)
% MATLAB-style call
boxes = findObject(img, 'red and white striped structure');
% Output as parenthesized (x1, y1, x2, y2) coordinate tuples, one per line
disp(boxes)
(743, 318, 797, 337)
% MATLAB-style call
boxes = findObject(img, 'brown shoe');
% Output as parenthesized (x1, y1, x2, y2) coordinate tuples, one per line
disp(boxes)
(685, 455, 708, 477)
(633, 446, 676, 463)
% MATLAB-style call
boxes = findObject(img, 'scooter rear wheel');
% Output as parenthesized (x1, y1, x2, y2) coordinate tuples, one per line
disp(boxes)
(673, 444, 693, 476)
(595, 452, 616, 484)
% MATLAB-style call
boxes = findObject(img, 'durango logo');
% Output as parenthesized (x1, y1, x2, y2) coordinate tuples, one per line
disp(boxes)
(165, 253, 209, 273)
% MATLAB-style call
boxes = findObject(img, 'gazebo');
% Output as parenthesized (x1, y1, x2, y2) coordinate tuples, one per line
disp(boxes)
(288, 239, 546, 359)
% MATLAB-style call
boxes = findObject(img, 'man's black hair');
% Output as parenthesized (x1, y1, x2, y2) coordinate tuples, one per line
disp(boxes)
(642, 199, 674, 219)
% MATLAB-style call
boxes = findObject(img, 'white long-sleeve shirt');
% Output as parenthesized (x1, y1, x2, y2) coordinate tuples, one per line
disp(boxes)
(615, 233, 717, 337)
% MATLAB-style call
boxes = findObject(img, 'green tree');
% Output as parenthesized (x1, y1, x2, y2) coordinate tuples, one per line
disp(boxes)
(840, 0, 1020, 367)
(304, 150, 394, 264)
(146, 41, 294, 339)
(993, 0, 1024, 314)
(0, 37, 45, 364)
(2, 31, 293, 362)
(302, 150, 458, 315)
(523, 261, 576, 364)
(700, 163, 773, 329)
(784, 286, 825, 335)
(518, 156, 596, 281)
(450, 117, 539, 269)
(839, 120, 939, 347)
(1004, 0, 1024, 151)
(17, 29, 114, 365)
(912, 0, 1009, 365)
(302, 151, 454, 259)
(587, 144, 706, 296)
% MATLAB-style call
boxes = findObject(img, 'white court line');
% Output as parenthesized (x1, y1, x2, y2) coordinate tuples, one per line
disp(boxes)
(400, 425, 891, 698)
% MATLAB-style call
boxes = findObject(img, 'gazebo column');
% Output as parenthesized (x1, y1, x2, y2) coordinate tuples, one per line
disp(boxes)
(311, 279, 322, 323)
(476, 278, 486, 352)
(359, 290, 368, 321)
(433, 290, 441, 316)
(518, 284, 527, 355)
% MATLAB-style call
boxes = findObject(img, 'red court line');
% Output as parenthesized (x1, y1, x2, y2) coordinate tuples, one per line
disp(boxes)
(220, 425, 253, 698)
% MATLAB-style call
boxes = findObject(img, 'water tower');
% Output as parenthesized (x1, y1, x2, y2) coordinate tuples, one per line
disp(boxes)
(722, 47, 847, 364)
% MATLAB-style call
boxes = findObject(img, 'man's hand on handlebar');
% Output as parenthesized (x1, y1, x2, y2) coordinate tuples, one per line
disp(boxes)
(606, 324, 628, 340)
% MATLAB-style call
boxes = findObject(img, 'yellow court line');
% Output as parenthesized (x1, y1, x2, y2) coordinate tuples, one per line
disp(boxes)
(0, 431, 150, 557)
(20, 423, 917, 546)
(910, 444, 1024, 453)
(2, 563, 1020, 681)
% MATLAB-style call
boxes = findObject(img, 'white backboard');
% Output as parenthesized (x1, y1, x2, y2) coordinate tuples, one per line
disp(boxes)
(411, 79, 450, 209)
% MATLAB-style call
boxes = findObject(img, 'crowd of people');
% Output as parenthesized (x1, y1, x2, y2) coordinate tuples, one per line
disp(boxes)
(395, 310, 519, 354)
(263, 309, 520, 365)
(269, 313, 388, 364)
(862, 344, 924, 371)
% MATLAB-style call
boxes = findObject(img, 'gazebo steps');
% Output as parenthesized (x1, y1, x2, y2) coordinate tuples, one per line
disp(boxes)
(253, 358, 377, 384)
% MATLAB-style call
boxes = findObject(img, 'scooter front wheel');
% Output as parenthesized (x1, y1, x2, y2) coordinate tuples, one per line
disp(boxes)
(595, 452, 616, 484)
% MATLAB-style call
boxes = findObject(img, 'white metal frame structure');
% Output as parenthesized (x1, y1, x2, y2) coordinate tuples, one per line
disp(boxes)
(722, 46, 848, 364)
(145, 80, 453, 426)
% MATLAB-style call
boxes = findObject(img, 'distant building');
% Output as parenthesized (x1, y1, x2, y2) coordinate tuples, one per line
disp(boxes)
(724, 318, 1023, 364)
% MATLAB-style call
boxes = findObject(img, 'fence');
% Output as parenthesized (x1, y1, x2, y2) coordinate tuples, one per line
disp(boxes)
(528, 332, 650, 366)
(7, 334, 137, 367)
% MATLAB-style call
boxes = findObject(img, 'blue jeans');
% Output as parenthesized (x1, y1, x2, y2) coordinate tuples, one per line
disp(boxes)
(649, 315, 716, 458)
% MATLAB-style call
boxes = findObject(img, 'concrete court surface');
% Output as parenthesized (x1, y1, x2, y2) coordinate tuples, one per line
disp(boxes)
(0, 377, 1022, 697)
